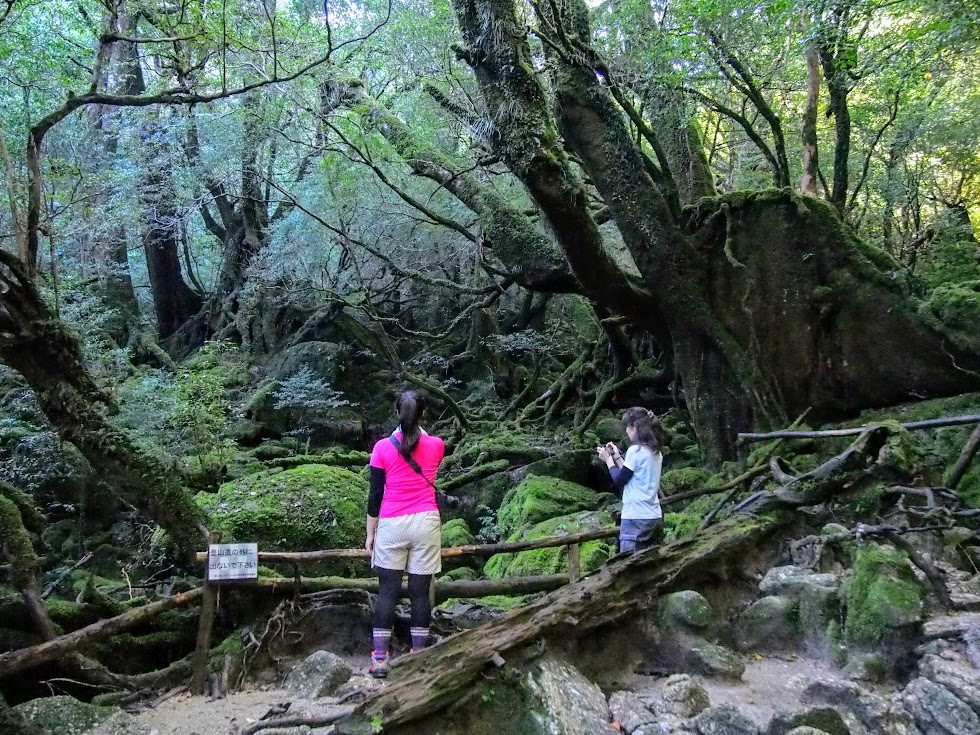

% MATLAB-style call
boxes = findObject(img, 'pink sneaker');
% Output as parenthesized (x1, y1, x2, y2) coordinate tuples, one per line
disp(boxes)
(369, 651, 390, 679)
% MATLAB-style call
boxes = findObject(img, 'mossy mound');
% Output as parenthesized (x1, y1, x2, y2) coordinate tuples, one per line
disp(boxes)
(496, 475, 600, 539)
(920, 280, 980, 349)
(442, 518, 476, 547)
(485, 510, 614, 579)
(843, 543, 925, 646)
(446, 427, 551, 469)
(196, 464, 366, 556)
(661, 468, 718, 498)
(12, 695, 119, 735)
(664, 495, 719, 540)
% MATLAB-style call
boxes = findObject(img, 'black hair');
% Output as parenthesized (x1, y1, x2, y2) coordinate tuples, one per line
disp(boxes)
(621, 406, 664, 451)
(395, 390, 427, 459)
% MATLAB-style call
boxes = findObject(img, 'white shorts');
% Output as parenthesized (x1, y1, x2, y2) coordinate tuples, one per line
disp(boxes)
(372, 511, 442, 575)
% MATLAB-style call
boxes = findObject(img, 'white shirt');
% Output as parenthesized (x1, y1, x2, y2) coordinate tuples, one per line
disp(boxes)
(622, 445, 663, 520)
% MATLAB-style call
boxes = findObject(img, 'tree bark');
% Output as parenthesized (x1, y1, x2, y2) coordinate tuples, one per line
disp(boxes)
(0, 251, 207, 559)
(801, 40, 821, 195)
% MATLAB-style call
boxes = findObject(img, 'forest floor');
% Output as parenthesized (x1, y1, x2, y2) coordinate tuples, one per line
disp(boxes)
(85, 651, 860, 735)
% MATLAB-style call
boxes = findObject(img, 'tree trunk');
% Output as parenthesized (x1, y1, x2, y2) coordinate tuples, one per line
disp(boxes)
(450, 0, 980, 460)
(801, 40, 821, 196)
(0, 251, 207, 559)
(820, 45, 851, 212)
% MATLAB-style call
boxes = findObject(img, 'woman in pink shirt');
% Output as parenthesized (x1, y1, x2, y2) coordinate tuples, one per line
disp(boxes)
(365, 390, 445, 678)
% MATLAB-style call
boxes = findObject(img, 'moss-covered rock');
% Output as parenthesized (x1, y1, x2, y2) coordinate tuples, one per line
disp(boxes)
(485, 510, 614, 579)
(689, 643, 745, 680)
(496, 475, 600, 539)
(442, 518, 476, 547)
(446, 427, 551, 470)
(661, 468, 717, 497)
(661, 590, 713, 631)
(520, 450, 599, 487)
(12, 695, 120, 735)
(736, 596, 798, 651)
(921, 280, 980, 349)
(196, 465, 367, 572)
(440, 566, 479, 582)
(843, 543, 925, 646)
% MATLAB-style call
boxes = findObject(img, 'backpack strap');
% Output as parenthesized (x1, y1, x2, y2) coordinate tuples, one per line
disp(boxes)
(389, 435, 438, 491)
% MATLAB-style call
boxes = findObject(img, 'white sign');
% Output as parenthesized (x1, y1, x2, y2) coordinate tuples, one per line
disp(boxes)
(208, 543, 258, 581)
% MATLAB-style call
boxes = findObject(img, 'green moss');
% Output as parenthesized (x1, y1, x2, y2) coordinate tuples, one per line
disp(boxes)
(209, 632, 246, 673)
(442, 518, 476, 547)
(12, 696, 118, 735)
(447, 427, 550, 469)
(440, 566, 478, 582)
(44, 600, 103, 630)
(920, 280, 980, 349)
(660, 468, 718, 497)
(485, 510, 614, 579)
(843, 543, 925, 646)
(196, 464, 366, 553)
(496, 475, 599, 539)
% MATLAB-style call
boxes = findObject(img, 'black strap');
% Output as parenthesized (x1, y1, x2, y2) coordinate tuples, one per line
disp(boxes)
(389, 435, 438, 492)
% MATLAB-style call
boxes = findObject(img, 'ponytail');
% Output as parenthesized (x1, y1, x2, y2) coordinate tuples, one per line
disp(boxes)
(395, 390, 427, 459)
(621, 406, 664, 452)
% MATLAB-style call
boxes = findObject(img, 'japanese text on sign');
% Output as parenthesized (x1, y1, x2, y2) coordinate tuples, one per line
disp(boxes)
(207, 543, 258, 581)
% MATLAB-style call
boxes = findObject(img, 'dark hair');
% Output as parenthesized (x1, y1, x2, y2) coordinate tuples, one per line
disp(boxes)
(395, 390, 427, 459)
(621, 407, 664, 451)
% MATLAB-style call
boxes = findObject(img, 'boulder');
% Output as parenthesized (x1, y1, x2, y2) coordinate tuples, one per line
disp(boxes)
(442, 518, 476, 548)
(736, 596, 798, 651)
(283, 650, 353, 699)
(918, 655, 980, 717)
(196, 464, 367, 574)
(495, 475, 601, 538)
(525, 656, 620, 735)
(765, 707, 852, 735)
(689, 643, 745, 681)
(659, 674, 711, 719)
(693, 705, 760, 735)
(785, 730, 834, 735)
(901, 677, 980, 735)
(484, 510, 614, 579)
(843, 544, 924, 647)
(12, 695, 120, 735)
(661, 591, 713, 632)
(760, 566, 838, 597)
(610, 691, 659, 733)
(801, 679, 889, 728)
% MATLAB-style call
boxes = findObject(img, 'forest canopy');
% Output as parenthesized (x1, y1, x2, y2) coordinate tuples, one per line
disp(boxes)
(0, 0, 979, 464)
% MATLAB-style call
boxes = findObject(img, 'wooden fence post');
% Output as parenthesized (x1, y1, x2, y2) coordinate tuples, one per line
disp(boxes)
(568, 543, 581, 583)
(191, 532, 221, 695)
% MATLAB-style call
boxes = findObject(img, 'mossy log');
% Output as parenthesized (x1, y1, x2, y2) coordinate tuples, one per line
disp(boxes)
(0, 587, 203, 680)
(335, 515, 780, 733)
(0, 251, 206, 560)
(251, 573, 571, 602)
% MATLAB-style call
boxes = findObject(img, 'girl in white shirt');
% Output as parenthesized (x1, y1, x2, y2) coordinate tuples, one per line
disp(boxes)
(597, 407, 665, 553)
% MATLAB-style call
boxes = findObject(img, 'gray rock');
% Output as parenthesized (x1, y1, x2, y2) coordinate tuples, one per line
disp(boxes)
(660, 674, 711, 719)
(922, 614, 980, 641)
(610, 691, 659, 734)
(86, 711, 151, 735)
(284, 650, 353, 699)
(766, 707, 851, 735)
(786, 729, 834, 735)
(11, 696, 121, 735)
(801, 679, 889, 728)
(662, 591, 714, 631)
(918, 655, 980, 717)
(737, 596, 798, 651)
(693, 705, 760, 735)
(760, 566, 838, 597)
(526, 656, 619, 735)
(901, 677, 980, 735)
(689, 643, 745, 680)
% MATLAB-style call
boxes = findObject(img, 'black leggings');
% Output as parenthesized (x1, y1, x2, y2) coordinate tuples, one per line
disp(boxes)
(373, 567, 432, 630)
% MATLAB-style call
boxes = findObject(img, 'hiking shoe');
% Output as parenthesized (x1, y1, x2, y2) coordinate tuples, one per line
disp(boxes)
(369, 651, 390, 679)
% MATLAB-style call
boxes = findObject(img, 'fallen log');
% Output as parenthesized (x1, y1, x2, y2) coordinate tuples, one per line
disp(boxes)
(738, 414, 980, 442)
(335, 514, 781, 733)
(193, 527, 618, 565)
(946, 422, 980, 491)
(250, 573, 571, 603)
(0, 587, 203, 679)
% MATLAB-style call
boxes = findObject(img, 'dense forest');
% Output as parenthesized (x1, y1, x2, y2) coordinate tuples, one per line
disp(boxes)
(2, 0, 980, 732)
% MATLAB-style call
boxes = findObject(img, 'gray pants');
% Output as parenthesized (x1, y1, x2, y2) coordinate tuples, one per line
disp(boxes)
(620, 518, 664, 553)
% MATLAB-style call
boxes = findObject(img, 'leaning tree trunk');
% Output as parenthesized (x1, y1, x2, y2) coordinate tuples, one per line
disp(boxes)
(450, 0, 980, 460)
(0, 252, 206, 559)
